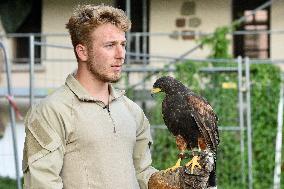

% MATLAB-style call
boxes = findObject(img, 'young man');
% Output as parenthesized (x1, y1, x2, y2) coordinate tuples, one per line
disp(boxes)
(23, 4, 157, 189)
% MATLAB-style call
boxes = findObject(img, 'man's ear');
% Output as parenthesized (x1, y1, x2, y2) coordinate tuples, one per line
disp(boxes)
(75, 44, 88, 62)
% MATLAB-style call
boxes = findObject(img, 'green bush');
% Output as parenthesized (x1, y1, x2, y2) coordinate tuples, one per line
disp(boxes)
(250, 64, 281, 189)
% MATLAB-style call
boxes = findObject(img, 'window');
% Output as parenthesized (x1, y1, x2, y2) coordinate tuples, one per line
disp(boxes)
(233, 1, 270, 58)
(14, 0, 42, 64)
(115, 0, 149, 63)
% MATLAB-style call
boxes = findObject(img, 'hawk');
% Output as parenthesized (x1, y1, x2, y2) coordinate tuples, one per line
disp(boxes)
(151, 76, 219, 188)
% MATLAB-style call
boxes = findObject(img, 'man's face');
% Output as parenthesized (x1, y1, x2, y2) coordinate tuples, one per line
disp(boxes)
(86, 23, 126, 83)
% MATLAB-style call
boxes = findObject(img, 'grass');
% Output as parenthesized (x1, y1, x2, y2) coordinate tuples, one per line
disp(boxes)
(0, 177, 22, 189)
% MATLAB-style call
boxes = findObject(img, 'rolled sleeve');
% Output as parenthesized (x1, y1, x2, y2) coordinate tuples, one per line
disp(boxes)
(23, 103, 65, 189)
(133, 113, 158, 189)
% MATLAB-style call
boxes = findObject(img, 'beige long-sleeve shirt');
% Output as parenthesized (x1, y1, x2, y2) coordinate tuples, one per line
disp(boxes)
(23, 74, 157, 189)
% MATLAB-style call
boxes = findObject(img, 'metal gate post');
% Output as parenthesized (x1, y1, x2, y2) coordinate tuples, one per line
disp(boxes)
(237, 56, 246, 187)
(245, 57, 253, 189)
(0, 42, 22, 189)
(273, 74, 284, 189)
(29, 35, 35, 107)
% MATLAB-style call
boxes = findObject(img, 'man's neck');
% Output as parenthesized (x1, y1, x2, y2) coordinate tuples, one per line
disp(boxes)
(75, 70, 110, 105)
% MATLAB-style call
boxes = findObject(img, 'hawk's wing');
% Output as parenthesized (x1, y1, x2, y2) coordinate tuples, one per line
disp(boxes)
(187, 93, 219, 152)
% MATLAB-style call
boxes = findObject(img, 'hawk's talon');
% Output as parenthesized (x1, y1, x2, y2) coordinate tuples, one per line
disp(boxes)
(163, 158, 181, 173)
(185, 155, 201, 174)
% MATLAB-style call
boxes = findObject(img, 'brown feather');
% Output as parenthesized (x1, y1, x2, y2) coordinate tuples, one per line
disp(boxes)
(187, 94, 219, 153)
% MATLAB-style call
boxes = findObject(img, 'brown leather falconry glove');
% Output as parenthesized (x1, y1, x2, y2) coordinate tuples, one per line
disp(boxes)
(148, 151, 214, 189)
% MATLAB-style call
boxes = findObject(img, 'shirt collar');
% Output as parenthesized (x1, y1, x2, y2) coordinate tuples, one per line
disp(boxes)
(65, 73, 125, 102)
(108, 84, 125, 101)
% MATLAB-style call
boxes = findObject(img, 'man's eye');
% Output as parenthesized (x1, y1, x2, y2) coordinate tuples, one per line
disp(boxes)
(106, 44, 114, 48)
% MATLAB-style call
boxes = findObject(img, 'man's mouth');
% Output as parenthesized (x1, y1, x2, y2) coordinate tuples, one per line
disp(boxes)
(111, 65, 122, 71)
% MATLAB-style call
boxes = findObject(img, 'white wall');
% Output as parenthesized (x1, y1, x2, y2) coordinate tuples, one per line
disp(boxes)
(149, 0, 231, 59)
(271, 0, 284, 60)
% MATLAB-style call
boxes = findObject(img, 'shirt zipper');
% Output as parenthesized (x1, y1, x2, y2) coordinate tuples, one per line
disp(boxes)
(106, 105, 116, 133)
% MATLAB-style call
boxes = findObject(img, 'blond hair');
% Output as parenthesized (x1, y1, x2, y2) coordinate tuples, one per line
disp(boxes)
(66, 4, 131, 48)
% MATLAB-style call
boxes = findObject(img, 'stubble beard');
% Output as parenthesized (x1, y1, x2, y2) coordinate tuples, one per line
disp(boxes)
(87, 59, 121, 83)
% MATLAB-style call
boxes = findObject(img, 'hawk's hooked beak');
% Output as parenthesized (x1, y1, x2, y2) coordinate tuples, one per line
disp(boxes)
(151, 88, 161, 97)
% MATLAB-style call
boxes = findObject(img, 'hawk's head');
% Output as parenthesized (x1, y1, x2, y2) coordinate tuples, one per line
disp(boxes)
(151, 76, 186, 96)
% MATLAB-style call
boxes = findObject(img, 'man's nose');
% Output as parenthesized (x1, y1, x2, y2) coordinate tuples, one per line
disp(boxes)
(115, 45, 125, 59)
